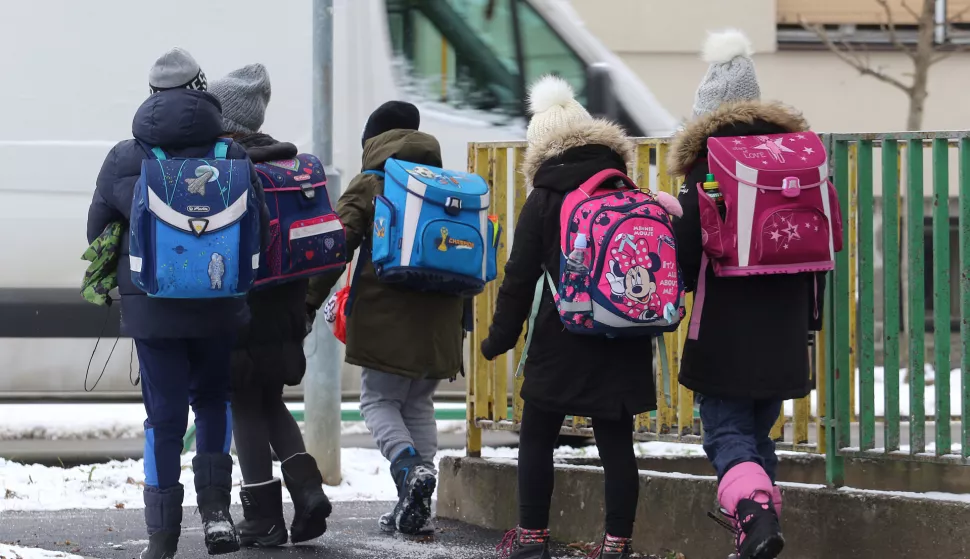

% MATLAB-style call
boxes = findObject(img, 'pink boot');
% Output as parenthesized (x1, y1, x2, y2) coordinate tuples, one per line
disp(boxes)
(771, 485, 783, 519)
(713, 463, 784, 559)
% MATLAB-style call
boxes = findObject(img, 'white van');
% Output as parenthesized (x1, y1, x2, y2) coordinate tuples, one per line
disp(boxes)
(0, 0, 674, 399)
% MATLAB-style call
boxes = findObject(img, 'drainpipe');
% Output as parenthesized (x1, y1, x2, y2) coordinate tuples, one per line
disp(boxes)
(936, 0, 947, 44)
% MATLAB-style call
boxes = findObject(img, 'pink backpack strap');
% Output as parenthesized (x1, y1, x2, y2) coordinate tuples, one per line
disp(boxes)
(577, 168, 636, 196)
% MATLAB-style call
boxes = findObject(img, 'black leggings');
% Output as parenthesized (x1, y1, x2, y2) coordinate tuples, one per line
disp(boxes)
(231, 383, 307, 484)
(517, 402, 639, 537)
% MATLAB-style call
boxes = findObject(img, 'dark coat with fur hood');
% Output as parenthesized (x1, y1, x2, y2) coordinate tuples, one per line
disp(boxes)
(669, 101, 826, 401)
(481, 119, 657, 420)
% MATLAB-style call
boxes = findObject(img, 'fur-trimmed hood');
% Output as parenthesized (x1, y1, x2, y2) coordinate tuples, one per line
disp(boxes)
(522, 118, 634, 184)
(668, 101, 809, 176)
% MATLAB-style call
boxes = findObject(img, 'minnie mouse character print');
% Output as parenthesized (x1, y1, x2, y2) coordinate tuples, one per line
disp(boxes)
(605, 234, 663, 320)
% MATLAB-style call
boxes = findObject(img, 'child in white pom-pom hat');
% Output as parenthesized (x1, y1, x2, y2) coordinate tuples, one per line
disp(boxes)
(483, 75, 671, 559)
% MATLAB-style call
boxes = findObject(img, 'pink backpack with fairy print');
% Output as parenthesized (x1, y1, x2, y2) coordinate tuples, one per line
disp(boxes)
(543, 168, 686, 337)
(701, 131, 843, 276)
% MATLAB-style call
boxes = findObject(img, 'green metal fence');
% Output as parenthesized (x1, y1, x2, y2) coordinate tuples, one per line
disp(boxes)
(824, 132, 970, 486)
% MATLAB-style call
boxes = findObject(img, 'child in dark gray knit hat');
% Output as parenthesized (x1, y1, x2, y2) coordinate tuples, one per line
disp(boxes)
(209, 64, 272, 135)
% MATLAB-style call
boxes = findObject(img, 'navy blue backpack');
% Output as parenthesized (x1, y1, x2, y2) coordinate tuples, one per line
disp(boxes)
(129, 139, 262, 298)
(253, 153, 346, 287)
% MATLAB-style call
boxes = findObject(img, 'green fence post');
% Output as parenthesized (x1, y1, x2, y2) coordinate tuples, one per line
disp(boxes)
(932, 138, 951, 455)
(908, 139, 927, 454)
(857, 140, 876, 451)
(960, 137, 970, 459)
(828, 139, 849, 487)
(882, 139, 902, 452)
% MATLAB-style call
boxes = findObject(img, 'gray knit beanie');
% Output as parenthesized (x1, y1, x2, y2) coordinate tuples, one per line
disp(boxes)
(149, 47, 207, 94)
(691, 30, 761, 118)
(209, 64, 272, 135)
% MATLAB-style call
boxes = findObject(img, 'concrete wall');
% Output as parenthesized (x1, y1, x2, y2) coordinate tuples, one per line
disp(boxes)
(439, 456, 970, 558)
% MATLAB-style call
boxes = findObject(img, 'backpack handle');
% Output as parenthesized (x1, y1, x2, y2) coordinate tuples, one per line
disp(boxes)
(577, 168, 637, 197)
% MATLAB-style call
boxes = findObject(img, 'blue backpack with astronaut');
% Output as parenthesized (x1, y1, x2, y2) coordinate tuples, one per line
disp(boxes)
(366, 159, 499, 296)
(129, 139, 262, 299)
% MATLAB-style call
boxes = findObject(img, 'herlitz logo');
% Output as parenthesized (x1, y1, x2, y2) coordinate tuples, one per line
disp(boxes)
(187, 205, 210, 213)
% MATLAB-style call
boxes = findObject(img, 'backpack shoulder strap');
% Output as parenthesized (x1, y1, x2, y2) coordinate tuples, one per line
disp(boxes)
(213, 138, 231, 159)
(515, 270, 558, 378)
(136, 140, 167, 160)
(362, 170, 385, 179)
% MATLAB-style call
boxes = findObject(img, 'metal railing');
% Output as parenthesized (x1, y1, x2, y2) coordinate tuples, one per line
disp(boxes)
(465, 133, 970, 487)
(824, 132, 970, 486)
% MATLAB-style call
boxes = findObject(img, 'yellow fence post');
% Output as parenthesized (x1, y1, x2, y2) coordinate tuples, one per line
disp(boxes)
(848, 144, 859, 423)
(466, 144, 483, 456)
(491, 148, 509, 422)
(511, 147, 528, 424)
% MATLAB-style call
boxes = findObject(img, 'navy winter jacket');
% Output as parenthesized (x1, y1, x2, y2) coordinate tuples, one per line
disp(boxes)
(86, 89, 270, 339)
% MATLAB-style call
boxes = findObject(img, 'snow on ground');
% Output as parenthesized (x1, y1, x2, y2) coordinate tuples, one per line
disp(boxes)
(0, 443, 703, 512)
(0, 545, 81, 559)
(0, 403, 467, 441)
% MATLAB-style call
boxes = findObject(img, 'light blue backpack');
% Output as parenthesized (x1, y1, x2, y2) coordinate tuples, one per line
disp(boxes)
(365, 159, 499, 296)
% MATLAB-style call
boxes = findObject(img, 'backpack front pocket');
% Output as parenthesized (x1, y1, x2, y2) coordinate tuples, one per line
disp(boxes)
(754, 206, 831, 267)
(287, 214, 345, 274)
(413, 219, 485, 278)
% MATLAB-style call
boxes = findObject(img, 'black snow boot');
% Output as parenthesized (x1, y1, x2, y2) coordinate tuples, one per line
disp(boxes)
(385, 446, 436, 535)
(193, 453, 240, 555)
(496, 527, 552, 559)
(711, 496, 785, 559)
(238, 479, 288, 547)
(281, 453, 333, 543)
(141, 485, 184, 559)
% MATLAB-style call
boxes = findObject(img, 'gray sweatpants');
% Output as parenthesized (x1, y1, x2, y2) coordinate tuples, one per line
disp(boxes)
(359, 368, 440, 468)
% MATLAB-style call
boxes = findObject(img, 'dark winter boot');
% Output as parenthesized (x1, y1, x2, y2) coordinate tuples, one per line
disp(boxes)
(590, 534, 633, 559)
(385, 447, 436, 535)
(193, 453, 240, 555)
(281, 453, 333, 543)
(496, 527, 551, 559)
(711, 498, 784, 559)
(141, 485, 184, 559)
(238, 479, 288, 547)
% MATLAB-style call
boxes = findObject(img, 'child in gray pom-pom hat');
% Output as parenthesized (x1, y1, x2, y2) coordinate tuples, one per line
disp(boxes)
(691, 29, 761, 118)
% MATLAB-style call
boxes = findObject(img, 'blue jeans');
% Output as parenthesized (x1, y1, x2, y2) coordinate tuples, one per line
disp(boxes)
(698, 395, 783, 482)
(136, 337, 234, 489)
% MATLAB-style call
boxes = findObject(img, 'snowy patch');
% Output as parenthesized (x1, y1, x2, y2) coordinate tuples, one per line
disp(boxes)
(0, 443, 710, 511)
(0, 545, 82, 559)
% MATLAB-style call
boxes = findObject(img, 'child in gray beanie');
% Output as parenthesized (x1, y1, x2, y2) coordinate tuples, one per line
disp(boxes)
(209, 64, 272, 135)
(149, 47, 207, 94)
(691, 29, 761, 117)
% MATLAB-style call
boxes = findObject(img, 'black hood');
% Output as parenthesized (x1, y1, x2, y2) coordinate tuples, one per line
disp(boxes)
(532, 144, 627, 194)
(132, 89, 224, 148)
(234, 133, 299, 163)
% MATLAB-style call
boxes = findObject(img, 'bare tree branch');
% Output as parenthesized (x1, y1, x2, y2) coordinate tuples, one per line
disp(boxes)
(800, 17, 915, 94)
(901, 0, 921, 22)
(947, 2, 970, 24)
(876, 0, 915, 57)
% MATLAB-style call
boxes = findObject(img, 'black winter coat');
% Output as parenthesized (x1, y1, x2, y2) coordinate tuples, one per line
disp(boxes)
(86, 89, 269, 339)
(230, 134, 310, 389)
(669, 101, 826, 401)
(481, 119, 656, 420)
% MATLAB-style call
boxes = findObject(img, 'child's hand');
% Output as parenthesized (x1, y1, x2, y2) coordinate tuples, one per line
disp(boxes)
(480, 339, 497, 361)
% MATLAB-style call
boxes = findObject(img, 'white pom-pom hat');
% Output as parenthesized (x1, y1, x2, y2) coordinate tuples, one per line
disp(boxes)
(526, 75, 592, 146)
(692, 29, 761, 118)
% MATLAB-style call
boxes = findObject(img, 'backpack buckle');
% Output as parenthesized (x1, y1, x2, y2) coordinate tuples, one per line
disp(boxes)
(781, 177, 801, 198)
(445, 197, 462, 216)
(300, 183, 316, 199)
